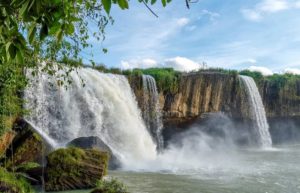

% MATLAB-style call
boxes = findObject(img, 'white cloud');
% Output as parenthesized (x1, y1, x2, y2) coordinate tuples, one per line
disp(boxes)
(258, 0, 289, 13)
(248, 66, 274, 76)
(163, 57, 204, 72)
(295, 1, 300, 7)
(120, 58, 158, 69)
(120, 57, 206, 72)
(106, 16, 191, 60)
(176, 18, 190, 27)
(284, 68, 300, 74)
(200, 10, 221, 21)
(241, 9, 263, 21)
(242, 0, 298, 21)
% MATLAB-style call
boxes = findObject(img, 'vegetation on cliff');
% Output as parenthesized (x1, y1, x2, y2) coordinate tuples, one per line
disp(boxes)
(239, 70, 300, 88)
(0, 64, 27, 135)
(195, 68, 239, 77)
(92, 65, 181, 94)
(136, 68, 181, 93)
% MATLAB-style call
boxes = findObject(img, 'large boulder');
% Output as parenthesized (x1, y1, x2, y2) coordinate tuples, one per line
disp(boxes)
(1, 119, 47, 168)
(68, 136, 121, 169)
(45, 147, 109, 192)
(0, 130, 15, 157)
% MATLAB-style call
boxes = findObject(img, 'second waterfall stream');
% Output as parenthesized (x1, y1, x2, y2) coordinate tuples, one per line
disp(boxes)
(239, 75, 272, 147)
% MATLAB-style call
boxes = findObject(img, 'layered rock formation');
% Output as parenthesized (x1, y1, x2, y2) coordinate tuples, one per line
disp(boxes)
(45, 147, 108, 191)
(131, 72, 249, 126)
(260, 79, 300, 143)
(261, 79, 300, 117)
(130, 71, 300, 144)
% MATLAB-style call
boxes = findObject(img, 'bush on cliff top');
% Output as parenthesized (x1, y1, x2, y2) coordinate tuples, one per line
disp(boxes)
(138, 68, 181, 93)
(92, 65, 181, 94)
(239, 70, 300, 89)
(196, 68, 238, 77)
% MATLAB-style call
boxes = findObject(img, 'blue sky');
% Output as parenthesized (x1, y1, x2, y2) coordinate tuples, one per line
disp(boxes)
(82, 0, 300, 73)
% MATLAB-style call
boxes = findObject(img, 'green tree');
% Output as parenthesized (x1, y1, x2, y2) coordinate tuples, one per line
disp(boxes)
(0, 0, 175, 69)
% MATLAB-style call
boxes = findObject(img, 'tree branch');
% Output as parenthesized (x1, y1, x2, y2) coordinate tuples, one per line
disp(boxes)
(142, 0, 158, 18)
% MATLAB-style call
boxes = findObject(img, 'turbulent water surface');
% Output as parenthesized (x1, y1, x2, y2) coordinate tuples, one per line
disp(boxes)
(45, 145, 300, 193)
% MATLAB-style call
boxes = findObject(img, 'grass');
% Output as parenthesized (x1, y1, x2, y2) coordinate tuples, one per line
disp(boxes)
(0, 167, 34, 193)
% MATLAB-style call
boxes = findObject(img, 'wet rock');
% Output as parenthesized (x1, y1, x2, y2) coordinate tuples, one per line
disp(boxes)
(45, 147, 108, 192)
(0, 130, 15, 157)
(68, 136, 121, 169)
(1, 119, 47, 168)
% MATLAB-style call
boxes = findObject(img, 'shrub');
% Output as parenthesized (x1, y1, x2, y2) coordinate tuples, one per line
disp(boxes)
(91, 179, 129, 193)
(0, 167, 34, 193)
(138, 68, 181, 93)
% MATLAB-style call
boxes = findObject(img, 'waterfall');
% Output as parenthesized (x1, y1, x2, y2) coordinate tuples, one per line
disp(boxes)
(24, 68, 157, 166)
(239, 75, 272, 147)
(142, 75, 164, 151)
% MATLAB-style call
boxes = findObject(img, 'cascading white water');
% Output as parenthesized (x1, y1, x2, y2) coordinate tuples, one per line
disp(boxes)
(24, 68, 157, 166)
(239, 75, 272, 147)
(142, 75, 164, 151)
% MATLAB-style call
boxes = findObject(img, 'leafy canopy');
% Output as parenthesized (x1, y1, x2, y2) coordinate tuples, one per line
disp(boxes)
(0, 0, 173, 70)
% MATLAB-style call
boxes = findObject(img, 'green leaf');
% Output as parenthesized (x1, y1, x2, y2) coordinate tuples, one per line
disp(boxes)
(49, 22, 61, 35)
(16, 50, 24, 64)
(102, 48, 108, 53)
(151, 0, 157, 5)
(56, 29, 63, 42)
(117, 0, 129, 9)
(161, 0, 166, 7)
(67, 24, 75, 35)
(28, 24, 36, 44)
(5, 42, 12, 54)
(102, 0, 112, 14)
(20, 0, 30, 16)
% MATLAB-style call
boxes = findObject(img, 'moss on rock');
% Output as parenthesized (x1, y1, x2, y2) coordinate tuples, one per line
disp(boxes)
(2, 120, 44, 169)
(45, 147, 109, 192)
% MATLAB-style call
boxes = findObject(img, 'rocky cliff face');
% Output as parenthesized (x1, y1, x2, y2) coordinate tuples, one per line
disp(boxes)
(161, 72, 245, 124)
(260, 79, 300, 143)
(129, 72, 300, 144)
(130, 72, 250, 126)
(261, 79, 300, 118)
